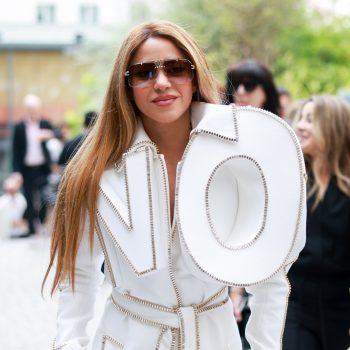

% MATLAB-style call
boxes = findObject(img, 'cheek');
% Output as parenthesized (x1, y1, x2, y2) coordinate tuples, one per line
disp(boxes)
(256, 91, 267, 107)
(249, 88, 266, 108)
(303, 135, 318, 156)
(132, 89, 148, 110)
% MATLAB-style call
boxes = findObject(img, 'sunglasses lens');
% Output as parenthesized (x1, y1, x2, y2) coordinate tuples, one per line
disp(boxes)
(126, 59, 194, 88)
(128, 63, 156, 88)
(164, 60, 193, 83)
(244, 80, 259, 92)
(233, 79, 259, 92)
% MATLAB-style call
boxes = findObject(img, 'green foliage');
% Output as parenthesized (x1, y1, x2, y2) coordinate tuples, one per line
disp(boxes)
(161, 0, 350, 98)
(161, 0, 304, 82)
(63, 110, 83, 137)
(275, 15, 350, 97)
(70, 0, 350, 105)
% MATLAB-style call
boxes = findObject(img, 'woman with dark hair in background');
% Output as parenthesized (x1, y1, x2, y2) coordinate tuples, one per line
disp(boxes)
(225, 59, 282, 349)
(283, 95, 350, 350)
(225, 59, 280, 116)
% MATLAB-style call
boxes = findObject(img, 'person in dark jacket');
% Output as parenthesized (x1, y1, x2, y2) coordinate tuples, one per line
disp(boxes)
(12, 94, 55, 236)
(58, 111, 97, 166)
(283, 95, 350, 350)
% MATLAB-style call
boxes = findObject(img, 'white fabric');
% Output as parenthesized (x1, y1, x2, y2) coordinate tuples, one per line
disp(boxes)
(54, 103, 306, 350)
(47, 138, 63, 163)
(0, 193, 27, 237)
(24, 120, 45, 166)
(178, 103, 307, 285)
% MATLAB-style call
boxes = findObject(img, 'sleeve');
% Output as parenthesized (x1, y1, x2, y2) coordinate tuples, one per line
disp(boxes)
(54, 221, 105, 350)
(12, 124, 22, 173)
(245, 201, 307, 350)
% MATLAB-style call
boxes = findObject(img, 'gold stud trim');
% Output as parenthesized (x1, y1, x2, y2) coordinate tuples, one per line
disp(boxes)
(97, 210, 156, 276)
(109, 289, 229, 350)
(205, 155, 268, 250)
(101, 335, 123, 349)
(193, 104, 239, 142)
(175, 105, 306, 287)
(95, 221, 117, 288)
(155, 327, 167, 350)
(52, 339, 67, 350)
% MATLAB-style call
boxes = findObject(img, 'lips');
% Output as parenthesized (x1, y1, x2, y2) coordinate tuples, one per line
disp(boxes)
(152, 95, 177, 106)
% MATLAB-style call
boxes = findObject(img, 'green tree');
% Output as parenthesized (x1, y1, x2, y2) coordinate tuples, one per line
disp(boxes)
(275, 14, 350, 97)
(161, 0, 305, 81)
(162, 0, 350, 98)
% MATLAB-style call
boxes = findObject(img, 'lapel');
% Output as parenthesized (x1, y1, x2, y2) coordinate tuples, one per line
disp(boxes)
(96, 103, 237, 276)
(190, 102, 238, 142)
(98, 123, 169, 275)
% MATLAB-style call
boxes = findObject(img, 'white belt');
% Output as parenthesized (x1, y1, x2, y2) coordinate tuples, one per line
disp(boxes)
(110, 288, 229, 349)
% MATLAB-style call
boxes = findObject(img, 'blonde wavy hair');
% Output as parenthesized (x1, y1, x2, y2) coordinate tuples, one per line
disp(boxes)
(43, 21, 220, 294)
(297, 95, 350, 208)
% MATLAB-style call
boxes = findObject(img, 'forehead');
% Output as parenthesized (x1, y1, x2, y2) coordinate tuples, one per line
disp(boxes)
(130, 37, 186, 65)
(302, 101, 314, 116)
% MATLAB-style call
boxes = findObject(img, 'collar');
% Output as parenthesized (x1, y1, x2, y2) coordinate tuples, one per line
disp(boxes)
(127, 102, 238, 156)
(190, 102, 238, 142)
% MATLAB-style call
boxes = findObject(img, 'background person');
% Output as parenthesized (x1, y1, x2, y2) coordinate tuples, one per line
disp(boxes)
(225, 58, 281, 349)
(12, 94, 55, 236)
(58, 111, 97, 167)
(0, 173, 27, 238)
(224, 58, 280, 116)
(283, 95, 350, 350)
(277, 86, 293, 120)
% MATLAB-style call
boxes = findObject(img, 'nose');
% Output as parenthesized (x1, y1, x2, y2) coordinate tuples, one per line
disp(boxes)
(153, 69, 171, 90)
(296, 119, 305, 132)
(235, 84, 246, 94)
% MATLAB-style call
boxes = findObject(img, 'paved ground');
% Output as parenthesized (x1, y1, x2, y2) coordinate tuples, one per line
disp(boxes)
(0, 229, 110, 350)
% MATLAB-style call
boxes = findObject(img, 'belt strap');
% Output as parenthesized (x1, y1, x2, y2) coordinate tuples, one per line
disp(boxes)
(110, 288, 228, 350)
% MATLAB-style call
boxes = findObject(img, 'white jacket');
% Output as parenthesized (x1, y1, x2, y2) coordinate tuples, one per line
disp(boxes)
(54, 103, 306, 350)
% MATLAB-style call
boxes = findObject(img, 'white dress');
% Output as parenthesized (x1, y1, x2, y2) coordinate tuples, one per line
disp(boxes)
(54, 103, 306, 350)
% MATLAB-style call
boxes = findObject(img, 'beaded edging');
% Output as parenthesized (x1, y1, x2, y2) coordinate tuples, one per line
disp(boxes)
(175, 105, 306, 287)
(205, 155, 268, 250)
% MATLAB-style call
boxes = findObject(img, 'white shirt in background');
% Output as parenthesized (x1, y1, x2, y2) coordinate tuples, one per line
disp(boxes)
(24, 121, 45, 166)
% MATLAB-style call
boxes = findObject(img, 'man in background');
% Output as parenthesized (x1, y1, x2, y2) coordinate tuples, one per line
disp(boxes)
(12, 94, 55, 236)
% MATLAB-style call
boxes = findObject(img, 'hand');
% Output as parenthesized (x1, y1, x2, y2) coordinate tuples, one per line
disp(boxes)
(230, 287, 245, 322)
(38, 129, 54, 141)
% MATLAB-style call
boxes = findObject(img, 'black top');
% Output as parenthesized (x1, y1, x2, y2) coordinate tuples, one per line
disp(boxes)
(58, 133, 85, 166)
(288, 176, 350, 287)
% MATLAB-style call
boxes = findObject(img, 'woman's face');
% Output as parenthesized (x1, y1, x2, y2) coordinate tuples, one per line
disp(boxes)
(128, 37, 196, 127)
(296, 101, 318, 158)
(233, 78, 266, 109)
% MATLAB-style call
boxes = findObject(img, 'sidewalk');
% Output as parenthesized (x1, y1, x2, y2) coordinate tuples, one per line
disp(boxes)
(0, 232, 56, 349)
(0, 230, 110, 350)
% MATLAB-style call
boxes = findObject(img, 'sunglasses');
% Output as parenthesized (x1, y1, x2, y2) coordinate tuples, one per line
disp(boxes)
(232, 79, 261, 92)
(125, 59, 195, 88)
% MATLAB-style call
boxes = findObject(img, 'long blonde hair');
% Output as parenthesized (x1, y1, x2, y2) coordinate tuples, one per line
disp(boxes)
(44, 21, 220, 294)
(298, 95, 350, 207)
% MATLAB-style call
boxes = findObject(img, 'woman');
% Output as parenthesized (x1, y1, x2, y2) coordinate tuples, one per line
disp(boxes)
(44, 21, 306, 350)
(225, 59, 281, 348)
(283, 95, 350, 350)
(225, 59, 280, 116)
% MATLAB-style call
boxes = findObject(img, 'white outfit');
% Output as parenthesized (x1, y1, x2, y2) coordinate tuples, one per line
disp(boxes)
(54, 103, 306, 350)
(0, 192, 27, 237)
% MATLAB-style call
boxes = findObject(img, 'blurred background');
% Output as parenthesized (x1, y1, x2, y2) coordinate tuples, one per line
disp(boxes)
(0, 1, 350, 349)
(1, 0, 350, 184)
